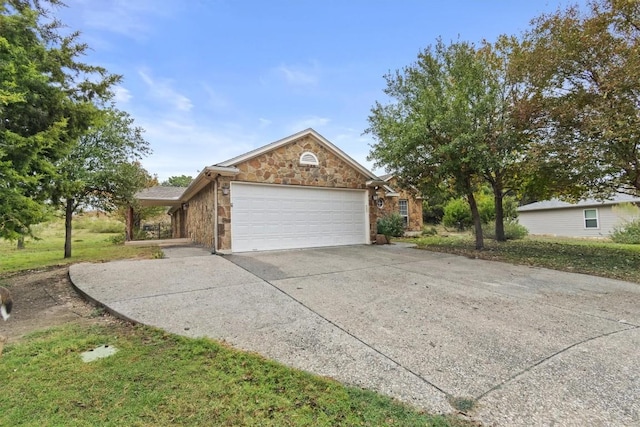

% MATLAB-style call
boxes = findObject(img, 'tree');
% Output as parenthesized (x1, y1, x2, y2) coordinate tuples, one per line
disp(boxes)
(52, 108, 150, 258)
(367, 40, 506, 249)
(161, 175, 193, 187)
(524, 0, 640, 198)
(475, 36, 540, 241)
(0, 0, 119, 240)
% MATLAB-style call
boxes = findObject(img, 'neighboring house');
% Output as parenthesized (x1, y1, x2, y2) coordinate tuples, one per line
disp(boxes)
(517, 195, 640, 238)
(135, 129, 420, 253)
(377, 174, 423, 233)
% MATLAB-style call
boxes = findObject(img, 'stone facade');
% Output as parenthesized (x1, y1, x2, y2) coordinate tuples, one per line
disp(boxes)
(378, 177, 423, 233)
(233, 135, 369, 189)
(182, 181, 216, 247)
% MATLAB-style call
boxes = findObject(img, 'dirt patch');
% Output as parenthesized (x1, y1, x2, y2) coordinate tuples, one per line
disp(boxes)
(0, 267, 118, 345)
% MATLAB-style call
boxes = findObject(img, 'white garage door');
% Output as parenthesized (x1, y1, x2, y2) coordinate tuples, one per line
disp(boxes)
(231, 183, 368, 252)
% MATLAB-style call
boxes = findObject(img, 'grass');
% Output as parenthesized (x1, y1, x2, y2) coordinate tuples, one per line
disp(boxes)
(0, 216, 161, 275)
(0, 323, 467, 427)
(403, 232, 640, 284)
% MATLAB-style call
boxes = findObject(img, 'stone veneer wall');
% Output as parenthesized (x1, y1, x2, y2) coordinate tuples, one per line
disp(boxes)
(406, 191, 424, 231)
(171, 209, 186, 238)
(186, 181, 215, 247)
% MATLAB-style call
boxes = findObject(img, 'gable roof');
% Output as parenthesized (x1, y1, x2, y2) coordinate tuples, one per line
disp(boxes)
(217, 128, 379, 180)
(518, 194, 640, 212)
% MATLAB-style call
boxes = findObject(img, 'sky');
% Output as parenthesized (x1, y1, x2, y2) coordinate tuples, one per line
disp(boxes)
(55, 0, 584, 182)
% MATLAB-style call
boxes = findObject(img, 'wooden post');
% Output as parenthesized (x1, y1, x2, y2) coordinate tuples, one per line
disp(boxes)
(126, 206, 134, 241)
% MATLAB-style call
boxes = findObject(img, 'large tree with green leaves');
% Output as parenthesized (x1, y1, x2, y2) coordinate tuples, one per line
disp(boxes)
(367, 40, 498, 249)
(161, 175, 193, 187)
(474, 36, 541, 241)
(523, 0, 640, 198)
(0, 0, 119, 240)
(53, 108, 150, 258)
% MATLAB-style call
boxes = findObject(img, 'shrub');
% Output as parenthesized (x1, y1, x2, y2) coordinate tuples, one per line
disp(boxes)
(442, 198, 472, 229)
(422, 226, 438, 236)
(611, 219, 640, 244)
(482, 220, 528, 240)
(109, 234, 125, 245)
(377, 213, 405, 237)
(443, 194, 519, 230)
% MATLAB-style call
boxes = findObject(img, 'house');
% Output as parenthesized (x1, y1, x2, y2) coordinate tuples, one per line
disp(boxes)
(134, 129, 423, 253)
(517, 195, 640, 238)
(377, 174, 423, 234)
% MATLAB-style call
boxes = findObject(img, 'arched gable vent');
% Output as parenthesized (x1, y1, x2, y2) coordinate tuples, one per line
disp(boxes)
(299, 151, 319, 166)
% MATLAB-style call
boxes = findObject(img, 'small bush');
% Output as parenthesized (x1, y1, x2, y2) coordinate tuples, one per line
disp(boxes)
(482, 220, 528, 240)
(109, 234, 125, 245)
(611, 219, 640, 244)
(442, 198, 472, 229)
(422, 226, 438, 236)
(443, 193, 519, 230)
(377, 213, 405, 237)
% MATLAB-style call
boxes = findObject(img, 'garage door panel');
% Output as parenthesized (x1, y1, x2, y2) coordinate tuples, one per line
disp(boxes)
(231, 183, 367, 252)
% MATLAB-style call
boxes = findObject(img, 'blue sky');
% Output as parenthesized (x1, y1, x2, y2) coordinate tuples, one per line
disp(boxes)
(57, 0, 581, 182)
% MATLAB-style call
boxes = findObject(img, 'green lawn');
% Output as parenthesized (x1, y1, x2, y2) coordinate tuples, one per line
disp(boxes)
(401, 233, 640, 284)
(0, 216, 161, 275)
(0, 323, 465, 427)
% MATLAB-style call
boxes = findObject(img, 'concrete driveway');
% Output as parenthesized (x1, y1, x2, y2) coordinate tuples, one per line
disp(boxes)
(70, 244, 640, 426)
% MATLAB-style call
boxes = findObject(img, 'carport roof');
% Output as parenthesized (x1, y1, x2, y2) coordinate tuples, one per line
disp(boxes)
(135, 186, 186, 207)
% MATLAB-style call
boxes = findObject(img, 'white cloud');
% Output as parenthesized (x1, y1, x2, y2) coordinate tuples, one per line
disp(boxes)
(137, 116, 261, 182)
(112, 85, 132, 104)
(138, 69, 193, 112)
(258, 118, 272, 128)
(277, 65, 318, 86)
(69, 0, 177, 41)
(287, 116, 330, 133)
(202, 85, 229, 110)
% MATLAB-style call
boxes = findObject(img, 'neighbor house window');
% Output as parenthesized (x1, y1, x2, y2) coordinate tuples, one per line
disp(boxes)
(399, 199, 408, 227)
(584, 209, 599, 229)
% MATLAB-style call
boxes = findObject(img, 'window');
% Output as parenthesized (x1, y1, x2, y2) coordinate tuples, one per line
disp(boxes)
(398, 199, 408, 227)
(299, 152, 319, 166)
(584, 209, 599, 229)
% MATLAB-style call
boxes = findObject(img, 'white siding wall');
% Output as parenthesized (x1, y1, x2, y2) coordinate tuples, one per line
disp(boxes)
(518, 205, 639, 238)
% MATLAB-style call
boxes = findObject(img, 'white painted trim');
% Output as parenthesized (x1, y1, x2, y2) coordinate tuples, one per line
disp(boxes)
(180, 166, 240, 203)
(583, 208, 600, 229)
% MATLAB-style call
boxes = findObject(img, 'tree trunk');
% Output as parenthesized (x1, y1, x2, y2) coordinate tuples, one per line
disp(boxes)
(467, 192, 484, 250)
(494, 186, 506, 242)
(125, 206, 134, 242)
(17, 235, 24, 249)
(64, 198, 74, 259)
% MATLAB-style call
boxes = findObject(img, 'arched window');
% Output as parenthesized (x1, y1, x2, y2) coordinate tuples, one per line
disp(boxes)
(299, 151, 319, 166)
